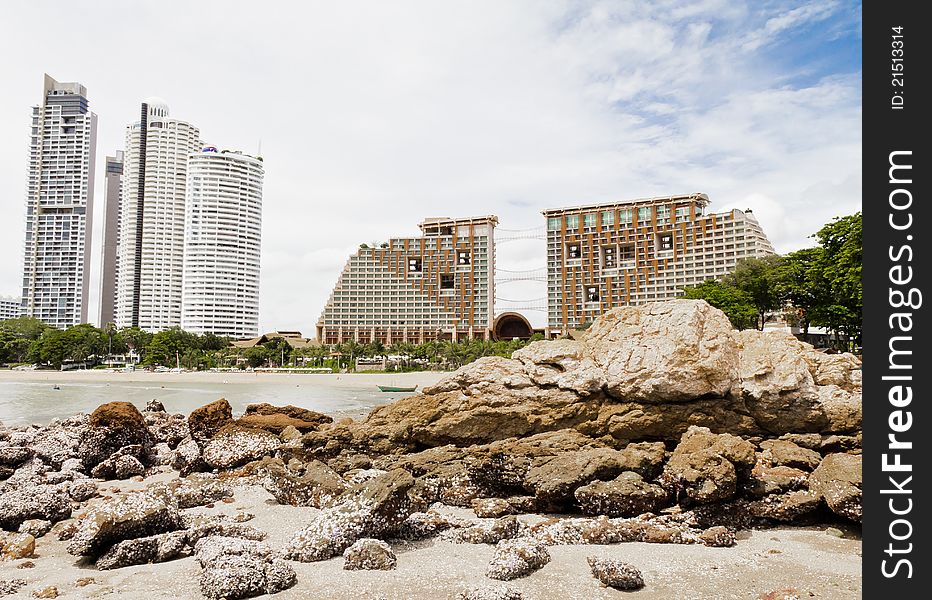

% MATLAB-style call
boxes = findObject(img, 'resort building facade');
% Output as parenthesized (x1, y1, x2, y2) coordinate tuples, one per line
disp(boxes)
(317, 216, 497, 344)
(181, 148, 264, 339)
(0, 296, 22, 321)
(543, 193, 775, 335)
(98, 151, 123, 326)
(21, 75, 97, 328)
(114, 99, 201, 331)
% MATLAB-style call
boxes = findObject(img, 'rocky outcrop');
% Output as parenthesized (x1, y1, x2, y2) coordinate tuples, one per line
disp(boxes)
(809, 453, 862, 522)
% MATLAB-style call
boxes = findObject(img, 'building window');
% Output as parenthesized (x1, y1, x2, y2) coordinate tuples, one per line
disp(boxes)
(676, 206, 689, 222)
(566, 242, 582, 260)
(566, 215, 580, 229)
(583, 213, 596, 228)
(408, 258, 422, 273)
(601, 210, 614, 226)
(457, 250, 471, 265)
(619, 243, 636, 267)
(601, 245, 617, 269)
(440, 273, 454, 290)
(657, 233, 674, 253)
(657, 205, 670, 224)
(619, 208, 632, 225)
(637, 207, 651, 224)
(585, 285, 600, 303)
(547, 217, 561, 231)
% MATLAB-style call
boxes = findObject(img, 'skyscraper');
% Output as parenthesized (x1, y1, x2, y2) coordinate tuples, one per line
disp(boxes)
(21, 74, 97, 328)
(115, 99, 200, 330)
(98, 151, 123, 327)
(181, 148, 264, 338)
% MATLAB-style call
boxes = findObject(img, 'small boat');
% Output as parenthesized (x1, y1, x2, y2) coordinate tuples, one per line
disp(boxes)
(377, 385, 418, 393)
(52, 385, 61, 390)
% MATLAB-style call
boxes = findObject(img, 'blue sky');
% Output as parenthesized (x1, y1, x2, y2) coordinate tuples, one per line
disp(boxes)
(0, 0, 862, 330)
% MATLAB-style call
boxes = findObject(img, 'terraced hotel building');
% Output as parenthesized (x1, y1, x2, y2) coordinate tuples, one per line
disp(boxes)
(317, 216, 497, 344)
(543, 193, 775, 335)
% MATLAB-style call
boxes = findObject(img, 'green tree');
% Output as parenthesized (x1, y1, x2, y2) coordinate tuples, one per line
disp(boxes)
(145, 327, 199, 366)
(1, 316, 49, 341)
(810, 213, 862, 347)
(682, 280, 758, 330)
(775, 247, 824, 335)
(119, 327, 153, 361)
(724, 255, 784, 330)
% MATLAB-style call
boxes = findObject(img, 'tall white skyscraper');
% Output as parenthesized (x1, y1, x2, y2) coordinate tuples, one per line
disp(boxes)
(181, 148, 264, 338)
(21, 74, 97, 328)
(98, 151, 123, 327)
(115, 99, 200, 330)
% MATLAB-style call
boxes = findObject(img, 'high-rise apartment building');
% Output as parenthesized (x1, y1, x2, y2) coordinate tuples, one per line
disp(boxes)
(98, 151, 123, 326)
(318, 216, 497, 344)
(543, 193, 775, 335)
(21, 75, 97, 328)
(181, 148, 264, 339)
(0, 296, 22, 321)
(115, 99, 200, 330)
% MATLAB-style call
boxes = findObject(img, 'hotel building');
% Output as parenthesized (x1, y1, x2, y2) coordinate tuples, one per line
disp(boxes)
(98, 151, 123, 326)
(114, 99, 201, 330)
(0, 296, 22, 321)
(181, 148, 264, 339)
(543, 193, 775, 335)
(21, 75, 97, 328)
(317, 216, 497, 344)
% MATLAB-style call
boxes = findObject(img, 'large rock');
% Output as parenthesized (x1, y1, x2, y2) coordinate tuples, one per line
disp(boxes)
(486, 539, 550, 580)
(802, 347, 862, 391)
(582, 300, 739, 402)
(587, 556, 644, 590)
(95, 530, 190, 570)
(448, 516, 520, 545)
(342, 538, 396, 570)
(575, 471, 669, 517)
(511, 340, 605, 395)
(523, 448, 631, 509)
(660, 426, 756, 504)
(239, 404, 332, 434)
(145, 411, 189, 448)
(252, 457, 348, 507)
(0, 484, 71, 530)
(195, 536, 296, 600)
(79, 403, 151, 469)
(759, 440, 822, 471)
(67, 490, 183, 557)
(0, 446, 32, 467)
(287, 469, 417, 561)
(201, 424, 280, 470)
(809, 453, 862, 522)
(188, 399, 234, 445)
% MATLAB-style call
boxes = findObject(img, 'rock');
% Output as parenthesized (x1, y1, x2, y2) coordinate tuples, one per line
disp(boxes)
(395, 510, 464, 541)
(195, 536, 296, 600)
(149, 442, 173, 466)
(472, 498, 513, 518)
(1, 533, 36, 559)
(486, 539, 550, 580)
(583, 300, 739, 402)
(18, 519, 52, 538)
(145, 412, 189, 448)
(60, 457, 86, 474)
(30, 418, 85, 469)
(698, 526, 736, 547)
(69, 479, 98, 502)
(90, 446, 147, 480)
(660, 426, 756, 504)
(67, 490, 183, 557)
(0, 484, 72, 530)
(32, 586, 58, 598)
(759, 589, 802, 600)
(586, 556, 644, 590)
(244, 403, 333, 424)
(802, 347, 862, 391)
(575, 471, 669, 517)
(749, 491, 821, 522)
(344, 468, 387, 486)
(759, 440, 822, 471)
(0, 580, 26, 596)
(0, 446, 32, 467)
(188, 399, 234, 445)
(809, 453, 862, 522)
(449, 516, 520, 545)
(150, 474, 232, 509)
(279, 426, 302, 442)
(253, 457, 348, 507)
(505, 496, 537, 513)
(74, 577, 95, 586)
(524, 447, 632, 509)
(95, 530, 189, 570)
(744, 464, 809, 498)
(287, 468, 417, 561)
(815, 385, 862, 434)
(456, 586, 524, 600)
(238, 404, 332, 434)
(80, 402, 152, 469)
(171, 437, 204, 476)
(145, 400, 166, 412)
(824, 527, 844, 538)
(202, 424, 280, 470)
(511, 339, 605, 395)
(342, 538, 397, 570)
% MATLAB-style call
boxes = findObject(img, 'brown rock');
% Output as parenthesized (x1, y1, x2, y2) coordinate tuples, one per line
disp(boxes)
(699, 526, 736, 547)
(243, 403, 332, 425)
(809, 453, 862, 522)
(472, 498, 513, 519)
(749, 490, 822, 522)
(1, 533, 36, 559)
(201, 424, 280, 470)
(253, 457, 348, 507)
(188, 399, 233, 444)
(32, 586, 59, 599)
(524, 448, 631, 509)
(80, 402, 152, 469)
(759, 440, 822, 471)
(574, 471, 669, 517)
(660, 426, 756, 504)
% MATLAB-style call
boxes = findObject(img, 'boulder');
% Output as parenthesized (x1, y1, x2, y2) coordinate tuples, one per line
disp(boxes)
(759, 440, 822, 471)
(79, 403, 152, 470)
(660, 426, 756, 504)
(749, 490, 822, 522)
(743, 464, 808, 498)
(29, 416, 87, 469)
(395, 510, 464, 541)
(342, 538, 396, 570)
(448, 516, 520, 545)
(95, 530, 189, 570)
(202, 424, 280, 470)
(69, 479, 98, 502)
(150, 474, 232, 509)
(171, 437, 205, 476)
(809, 453, 862, 522)
(67, 490, 183, 557)
(511, 339, 605, 395)
(144, 400, 166, 413)
(586, 556, 644, 590)
(0, 484, 71, 530)
(802, 347, 862, 391)
(472, 498, 513, 519)
(17, 519, 52, 538)
(699, 526, 736, 547)
(253, 457, 347, 507)
(195, 536, 296, 600)
(91, 452, 146, 480)
(0, 446, 32, 467)
(582, 300, 739, 402)
(239, 404, 332, 433)
(523, 448, 631, 509)
(1, 533, 36, 560)
(188, 399, 233, 445)
(574, 471, 669, 517)
(145, 411, 189, 448)
(486, 539, 550, 580)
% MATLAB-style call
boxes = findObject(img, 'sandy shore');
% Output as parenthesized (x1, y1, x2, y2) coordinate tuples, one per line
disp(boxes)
(0, 473, 862, 600)
(0, 370, 447, 388)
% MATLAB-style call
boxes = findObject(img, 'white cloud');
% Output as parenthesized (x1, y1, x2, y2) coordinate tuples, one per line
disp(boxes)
(0, 1, 860, 331)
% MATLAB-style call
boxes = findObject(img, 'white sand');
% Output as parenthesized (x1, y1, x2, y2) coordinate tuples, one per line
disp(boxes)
(0, 474, 862, 600)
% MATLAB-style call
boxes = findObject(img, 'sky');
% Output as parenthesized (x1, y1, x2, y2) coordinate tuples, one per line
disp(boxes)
(0, 0, 861, 331)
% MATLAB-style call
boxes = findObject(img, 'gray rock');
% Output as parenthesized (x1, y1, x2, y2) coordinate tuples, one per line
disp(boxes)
(195, 536, 296, 600)
(68, 479, 98, 502)
(342, 538, 397, 570)
(809, 453, 862, 522)
(448, 515, 520, 545)
(149, 474, 232, 509)
(170, 437, 204, 476)
(395, 510, 464, 541)
(145, 400, 166, 413)
(575, 471, 669, 517)
(0, 579, 27, 596)
(95, 530, 190, 570)
(486, 539, 550, 580)
(67, 490, 183, 557)
(255, 457, 347, 507)
(0, 446, 32, 467)
(0, 484, 71, 530)
(18, 519, 52, 538)
(587, 556, 644, 590)
(456, 587, 524, 600)
(202, 425, 280, 470)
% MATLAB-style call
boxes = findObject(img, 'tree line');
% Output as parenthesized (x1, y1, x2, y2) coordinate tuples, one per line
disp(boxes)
(681, 213, 861, 349)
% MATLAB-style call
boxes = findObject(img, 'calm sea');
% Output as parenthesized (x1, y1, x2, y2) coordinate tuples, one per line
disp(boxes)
(0, 379, 414, 426)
